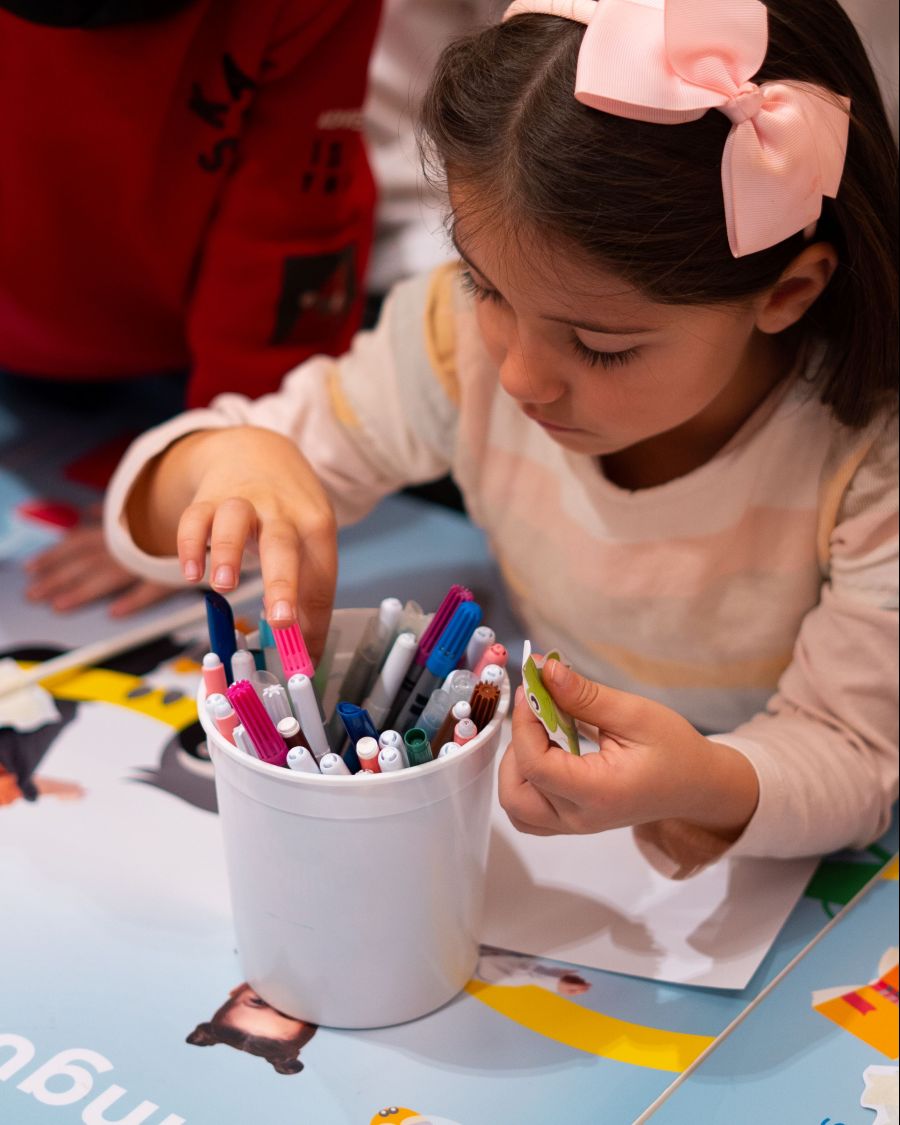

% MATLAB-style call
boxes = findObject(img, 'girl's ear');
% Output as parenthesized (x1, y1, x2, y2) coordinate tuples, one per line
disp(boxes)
(754, 242, 838, 335)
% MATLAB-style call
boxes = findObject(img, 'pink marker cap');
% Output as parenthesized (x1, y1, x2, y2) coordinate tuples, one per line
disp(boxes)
(227, 680, 288, 767)
(473, 643, 508, 678)
(273, 621, 315, 679)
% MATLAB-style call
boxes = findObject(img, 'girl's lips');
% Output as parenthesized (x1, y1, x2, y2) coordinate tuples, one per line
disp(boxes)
(527, 411, 580, 433)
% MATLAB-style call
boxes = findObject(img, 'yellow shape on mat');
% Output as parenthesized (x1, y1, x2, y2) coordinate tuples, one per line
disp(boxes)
(881, 855, 899, 881)
(465, 981, 713, 1072)
(22, 662, 198, 732)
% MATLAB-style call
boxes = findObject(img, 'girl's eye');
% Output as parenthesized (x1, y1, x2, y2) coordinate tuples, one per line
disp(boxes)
(460, 268, 505, 305)
(570, 335, 638, 369)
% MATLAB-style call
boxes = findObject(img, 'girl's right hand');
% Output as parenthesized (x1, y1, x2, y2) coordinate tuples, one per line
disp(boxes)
(167, 426, 338, 659)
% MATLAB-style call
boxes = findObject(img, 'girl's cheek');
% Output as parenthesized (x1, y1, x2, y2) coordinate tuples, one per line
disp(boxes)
(475, 305, 507, 367)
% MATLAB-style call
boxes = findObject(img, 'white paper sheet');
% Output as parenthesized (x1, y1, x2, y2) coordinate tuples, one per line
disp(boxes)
(481, 739, 816, 990)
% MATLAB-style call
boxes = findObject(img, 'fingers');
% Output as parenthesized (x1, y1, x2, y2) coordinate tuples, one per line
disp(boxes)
(542, 659, 644, 735)
(25, 544, 134, 610)
(497, 742, 562, 835)
(24, 525, 105, 575)
(109, 580, 178, 618)
(177, 496, 257, 588)
(509, 691, 586, 802)
(258, 507, 337, 662)
(257, 515, 302, 624)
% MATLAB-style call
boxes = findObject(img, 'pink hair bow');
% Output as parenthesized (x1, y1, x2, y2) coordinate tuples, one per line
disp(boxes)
(503, 0, 850, 257)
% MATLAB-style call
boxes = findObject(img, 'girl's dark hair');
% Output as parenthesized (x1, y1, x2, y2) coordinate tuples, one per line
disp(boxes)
(420, 0, 898, 428)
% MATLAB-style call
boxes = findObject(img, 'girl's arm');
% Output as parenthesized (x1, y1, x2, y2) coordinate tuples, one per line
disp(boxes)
(500, 416, 899, 876)
(105, 270, 459, 652)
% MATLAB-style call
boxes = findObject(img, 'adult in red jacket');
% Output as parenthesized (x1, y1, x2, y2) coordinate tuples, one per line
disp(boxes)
(1, 0, 380, 613)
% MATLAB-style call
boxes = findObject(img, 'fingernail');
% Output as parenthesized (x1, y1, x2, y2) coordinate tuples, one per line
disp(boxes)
(183, 560, 202, 581)
(515, 685, 525, 705)
(545, 659, 570, 686)
(213, 565, 235, 589)
(270, 599, 294, 623)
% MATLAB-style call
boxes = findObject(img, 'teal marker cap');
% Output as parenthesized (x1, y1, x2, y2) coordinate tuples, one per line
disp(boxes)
(258, 616, 276, 649)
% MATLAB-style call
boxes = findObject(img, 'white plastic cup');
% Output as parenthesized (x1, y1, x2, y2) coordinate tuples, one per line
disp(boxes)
(199, 607, 509, 1029)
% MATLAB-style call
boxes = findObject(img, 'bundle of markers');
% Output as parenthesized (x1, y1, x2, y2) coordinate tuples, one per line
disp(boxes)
(201, 584, 506, 778)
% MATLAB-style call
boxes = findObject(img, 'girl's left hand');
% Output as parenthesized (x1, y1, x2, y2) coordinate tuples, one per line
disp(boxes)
(498, 659, 759, 840)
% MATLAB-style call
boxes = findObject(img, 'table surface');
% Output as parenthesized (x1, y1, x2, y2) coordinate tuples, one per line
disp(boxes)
(1, 374, 896, 1125)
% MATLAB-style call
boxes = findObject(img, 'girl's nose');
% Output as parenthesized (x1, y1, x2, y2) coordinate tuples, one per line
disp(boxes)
(498, 337, 564, 405)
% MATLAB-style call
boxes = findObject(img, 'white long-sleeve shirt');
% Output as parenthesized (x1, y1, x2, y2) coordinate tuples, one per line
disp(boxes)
(106, 265, 899, 876)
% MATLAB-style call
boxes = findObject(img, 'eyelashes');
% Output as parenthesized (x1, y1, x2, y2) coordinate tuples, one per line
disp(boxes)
(460, 268, 639, 370)
(459, 268, 504, 306)
(569, 336, 639, 369)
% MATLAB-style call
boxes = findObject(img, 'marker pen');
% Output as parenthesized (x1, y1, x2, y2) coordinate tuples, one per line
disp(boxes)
(396, 599, 430, 643)
(465, 625, 496, 672)
(234, 628, 249, 650)
(442, 668, 478, 703)
(417, 688, 451, 744)
(311, 626, 337, 701)
(479, 663, 505, 687)
(277, 716, 309, 750)
(377, 745, 406, 772)
(377, 596, 404, 648)
(262, 683, 292, 725)
(362, 631, 418, 728)
(356, 736, 381, 773)
(335, 703, 379, 773)
(243, 631, 265, 671)
(392, 600, 483, 733)
(231, 648, 256, 685)
(334, 598, 400, 712)
(319, 752, 351, 777)
(227, 680, 288, 767)
(431, 699, 472, 753)
(385, 584, 474, 727)
(286, 745, 320, 774)
(233, 724, 257, 757)
(287, 674, 330, 763)
(378, 729, 408, 766)
(473, 643, 508, 678)
(403, 727, 433, 768)
(248, 670, 278, 701)
(469, 682, 501, 730)
(273, 620, 315, 680)
(202, 652, 228, 698)
(454, 718, 478, 746)
(437, 741, 463, 759)
(257, 616, 282, 677)
(205, 592, 237, 684)
(206, 693, 239, 743)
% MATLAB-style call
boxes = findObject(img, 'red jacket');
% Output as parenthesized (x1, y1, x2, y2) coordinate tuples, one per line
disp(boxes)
(0, 0, 380, 406)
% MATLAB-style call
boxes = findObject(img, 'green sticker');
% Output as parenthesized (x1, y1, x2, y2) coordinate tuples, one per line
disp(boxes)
(521, 641, 581, 755)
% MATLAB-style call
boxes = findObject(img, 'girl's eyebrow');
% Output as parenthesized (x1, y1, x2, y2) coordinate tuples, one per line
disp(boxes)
(451, 230, 654, 336)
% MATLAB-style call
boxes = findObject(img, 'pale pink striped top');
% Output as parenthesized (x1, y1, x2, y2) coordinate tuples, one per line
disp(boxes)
(107, 266, 899, 877)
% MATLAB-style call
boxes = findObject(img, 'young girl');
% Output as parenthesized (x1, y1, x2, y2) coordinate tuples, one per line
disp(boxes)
(105, 0, 898, 878)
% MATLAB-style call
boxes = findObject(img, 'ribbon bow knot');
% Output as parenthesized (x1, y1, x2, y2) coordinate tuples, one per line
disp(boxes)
(504, 0, 850, 257)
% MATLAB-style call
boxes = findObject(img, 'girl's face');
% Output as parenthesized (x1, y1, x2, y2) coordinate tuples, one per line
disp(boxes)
(452, 203, 781, 461)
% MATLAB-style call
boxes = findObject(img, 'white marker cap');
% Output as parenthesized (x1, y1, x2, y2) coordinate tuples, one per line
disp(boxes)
(286, 745, 320, 774)
(437, 741, 463, 758)
(319, 752, 351, 776)
(377, 746, 406, 772)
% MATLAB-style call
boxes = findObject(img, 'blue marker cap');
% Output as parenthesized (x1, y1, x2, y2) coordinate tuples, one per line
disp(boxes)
(205, 592, 237, 685)
(336, 703, 380, 773)
(425, 601, 483, 680)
